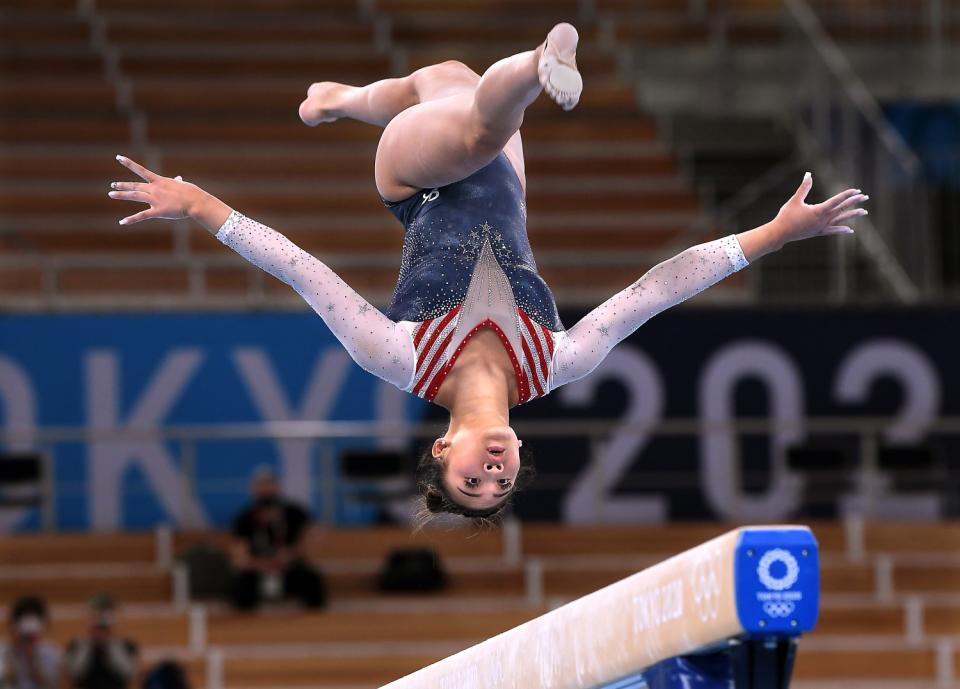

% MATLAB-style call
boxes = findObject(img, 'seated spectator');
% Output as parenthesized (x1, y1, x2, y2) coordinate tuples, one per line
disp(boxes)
(0, 596, 61, 689)
(230, 466, 326, 610)
(64, 594, 138, 689)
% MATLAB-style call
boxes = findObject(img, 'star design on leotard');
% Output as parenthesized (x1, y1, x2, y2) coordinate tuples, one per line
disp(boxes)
(598, 325, 610, 337)
(326, 302, 335, 313)
(698, 255, 709, 265)
(470, 228, 481, 242)
(630, 281, 646, 293)
(480, 222, 492, 233)
(357, 303, 371, 316)
(288, 257, 298, 267)
(392, 356, 401, 365)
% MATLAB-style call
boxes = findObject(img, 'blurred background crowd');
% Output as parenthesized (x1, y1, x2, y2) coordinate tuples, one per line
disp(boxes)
(1, 0, 959, 687)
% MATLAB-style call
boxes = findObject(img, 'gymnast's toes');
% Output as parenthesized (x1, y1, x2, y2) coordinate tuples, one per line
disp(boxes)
(299, 82, 345, 126)
(538, 22, 582, 111)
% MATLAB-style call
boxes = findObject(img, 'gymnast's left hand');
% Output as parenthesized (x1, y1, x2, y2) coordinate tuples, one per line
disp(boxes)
(771, 172, 868, 248)
(108, 155, 204, 225)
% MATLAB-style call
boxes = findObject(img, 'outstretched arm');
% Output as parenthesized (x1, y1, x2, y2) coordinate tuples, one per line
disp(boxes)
(108, 155, 415, 390)
(551, 173, 868, 389)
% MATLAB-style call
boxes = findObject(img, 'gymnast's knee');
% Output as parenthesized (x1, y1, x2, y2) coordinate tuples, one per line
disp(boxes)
(466, 109, 521, 157)
(412, 60, 479, 91)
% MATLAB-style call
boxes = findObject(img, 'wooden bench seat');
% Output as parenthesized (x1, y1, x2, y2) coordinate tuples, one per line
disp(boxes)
(0, 268, 44, 294)
(819, 563, 877, 595)
(95, 0, 361, 10)
(220, 653, 441, 688)
(0, 229, 176, 254)
(119, 54, 390, 81)
(176, 526, 504, 561)
(924, 605, 960, 634)
(0, 0, 81, 10)
(47, 614, 190, 647)
(0, 82, 117, 112)
(206, 608, 542, 645)
(0, 118, 130, 144)
(378, 0, 578, 13)
(0, 19, 91, 44)
(59, 268, 192, 295)
(894, 564, 960, 593)
(0, 532, 155, 565)
(865, 523, 960, 553)
(614, 21, 712, 46)
(794, 647, 938, 680)
(104, 21, 375, 47)
(811, 604, 905, 636)
(521, 523, 743, 556)
(0, 571, 171, 605)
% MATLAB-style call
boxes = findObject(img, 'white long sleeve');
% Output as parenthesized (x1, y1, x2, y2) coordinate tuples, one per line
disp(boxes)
(550, 234, 749, 389)
(216, 211, 415, 390)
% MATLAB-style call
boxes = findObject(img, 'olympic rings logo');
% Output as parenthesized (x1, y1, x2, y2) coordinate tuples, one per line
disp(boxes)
(756, 549, 800, 591)
(689, 547, 722, 623)
(762, 601, 796, 618)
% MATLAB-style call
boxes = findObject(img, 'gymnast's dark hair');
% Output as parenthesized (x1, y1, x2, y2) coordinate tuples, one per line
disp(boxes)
(414, 444, 536, 529)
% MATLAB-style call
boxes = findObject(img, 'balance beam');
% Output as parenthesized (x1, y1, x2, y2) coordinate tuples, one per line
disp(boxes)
(380, 526, 819, 689)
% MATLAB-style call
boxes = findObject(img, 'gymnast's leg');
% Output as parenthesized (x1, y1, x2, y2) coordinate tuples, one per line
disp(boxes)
(298, 60, 481, 128)
(370, 22, 580, 200)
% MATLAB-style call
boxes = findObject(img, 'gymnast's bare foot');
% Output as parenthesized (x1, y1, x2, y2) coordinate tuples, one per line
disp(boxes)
(538, 22, 582, 111)
(299, 82, 351, 126)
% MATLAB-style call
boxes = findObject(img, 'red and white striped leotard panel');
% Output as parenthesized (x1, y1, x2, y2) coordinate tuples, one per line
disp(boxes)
(399, 237, 556, 404)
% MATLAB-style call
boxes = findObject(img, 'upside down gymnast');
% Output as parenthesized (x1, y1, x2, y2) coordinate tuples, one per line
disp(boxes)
(108, 23, 868, 524)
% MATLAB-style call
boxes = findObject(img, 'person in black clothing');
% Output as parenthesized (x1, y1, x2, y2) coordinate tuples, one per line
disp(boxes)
(230, 466, 326, 610)
(64, 594, 138, 689)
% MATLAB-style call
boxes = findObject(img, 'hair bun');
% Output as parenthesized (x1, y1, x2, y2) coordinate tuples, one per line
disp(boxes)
(424, 486, 445, 512)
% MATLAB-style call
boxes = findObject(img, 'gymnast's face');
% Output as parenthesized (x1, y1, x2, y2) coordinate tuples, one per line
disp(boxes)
(435, 425, 521, 510)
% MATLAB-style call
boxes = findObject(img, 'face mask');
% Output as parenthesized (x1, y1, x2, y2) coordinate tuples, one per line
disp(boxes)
(16, 616, 43, 636)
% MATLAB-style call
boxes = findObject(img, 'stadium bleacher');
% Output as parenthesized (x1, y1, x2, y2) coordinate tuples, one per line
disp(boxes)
(0, 0, 742, 308)
(2, 522, 959, 687)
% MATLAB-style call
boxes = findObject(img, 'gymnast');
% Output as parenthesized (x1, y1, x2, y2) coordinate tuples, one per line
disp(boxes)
(108, 23, 868, 524)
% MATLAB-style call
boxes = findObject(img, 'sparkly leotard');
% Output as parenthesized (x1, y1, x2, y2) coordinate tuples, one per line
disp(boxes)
(382, 152, 562, 403)
(216, 154, 750, 405)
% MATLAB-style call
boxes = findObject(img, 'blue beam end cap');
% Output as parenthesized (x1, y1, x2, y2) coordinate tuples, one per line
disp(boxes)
(734, 527, 820, 635)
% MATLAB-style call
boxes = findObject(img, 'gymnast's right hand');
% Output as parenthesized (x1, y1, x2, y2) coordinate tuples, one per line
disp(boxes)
(108, 154, 204, 226)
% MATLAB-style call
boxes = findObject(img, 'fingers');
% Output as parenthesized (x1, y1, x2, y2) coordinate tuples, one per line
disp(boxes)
(823, 188, 865, 212)
(832, 207, 868, 224)
(831, 193, 869, 214)
(119, 209, 157, 226)
(115, 154, 158, 182)
(108, 190, 150, 203)
(792, 171, 813, 202)
(825, 226, 855, 235)
(110, 181, 149, 192)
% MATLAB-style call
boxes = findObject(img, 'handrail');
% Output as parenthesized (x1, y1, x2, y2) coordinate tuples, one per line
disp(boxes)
(5, 415, 960, 444)
(783, 0, 921, 176)
(706, 0, 933, 301)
